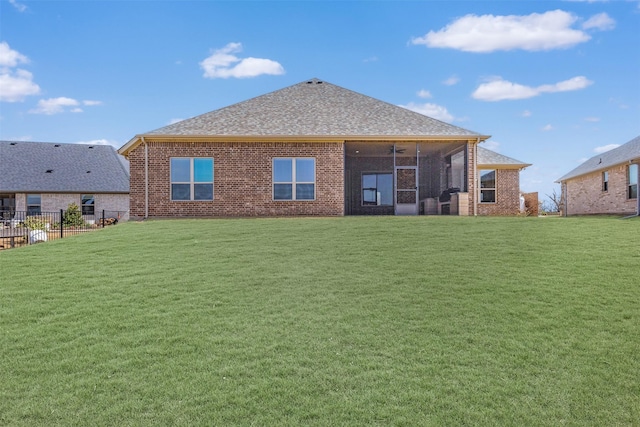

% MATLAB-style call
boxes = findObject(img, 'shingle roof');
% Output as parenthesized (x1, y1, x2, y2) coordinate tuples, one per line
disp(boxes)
(477, 146, 531, 168)
(556, 135, 640, 182)
(0, 141, 130, 193)
(120, 78, 488, 156)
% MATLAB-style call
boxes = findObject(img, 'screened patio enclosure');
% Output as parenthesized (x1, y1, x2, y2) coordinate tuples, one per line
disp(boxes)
(344, 141, 470, 215)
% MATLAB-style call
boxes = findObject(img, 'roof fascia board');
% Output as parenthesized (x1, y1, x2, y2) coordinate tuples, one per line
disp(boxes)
(119, 134, 490, 157)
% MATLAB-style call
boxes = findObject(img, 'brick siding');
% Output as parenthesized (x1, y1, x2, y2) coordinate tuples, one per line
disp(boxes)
(128, 141, 345, 218)
(477, 169, 521, 216)
(564, 163, 638, 215)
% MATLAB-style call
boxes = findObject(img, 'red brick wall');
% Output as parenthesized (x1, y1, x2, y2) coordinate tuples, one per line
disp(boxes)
(477, 169, 521, 216)
(128, 141, 344, 218)
(564, 163, 638, 215)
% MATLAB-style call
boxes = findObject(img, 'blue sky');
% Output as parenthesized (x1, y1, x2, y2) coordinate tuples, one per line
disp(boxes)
(2, 0, 639, 200)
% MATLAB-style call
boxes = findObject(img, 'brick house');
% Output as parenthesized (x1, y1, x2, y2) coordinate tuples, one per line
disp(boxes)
(557, 135, 640, 216)
(477, 147, 531, 216)
(0, 141, 130, 221)
(118, 78, 530, 218)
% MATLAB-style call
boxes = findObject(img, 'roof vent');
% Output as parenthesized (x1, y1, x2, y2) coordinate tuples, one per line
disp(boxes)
(46, 169, 53, 173)
(54, 144, 61, 147)
(86, 170, 91, 173)
(307, 81, 313, 84)
(10, 142, 17, 146)
(88, 146, 94, 149)
(316, 81, 323, 84)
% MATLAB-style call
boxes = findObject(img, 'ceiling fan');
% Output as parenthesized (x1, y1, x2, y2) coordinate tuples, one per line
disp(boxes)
(388, 146, 406, 154)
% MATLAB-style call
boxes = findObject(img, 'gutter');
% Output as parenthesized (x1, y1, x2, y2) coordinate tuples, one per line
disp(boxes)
(473, 139, 479, 216)
(142, 137, 149, 219)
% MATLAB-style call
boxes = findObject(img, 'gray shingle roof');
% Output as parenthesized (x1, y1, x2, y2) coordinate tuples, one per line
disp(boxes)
(477, 146, 531, 168)
(147, 78, 485, 138)
(0, 141, 130, 193)
(557, 135, 640, 182)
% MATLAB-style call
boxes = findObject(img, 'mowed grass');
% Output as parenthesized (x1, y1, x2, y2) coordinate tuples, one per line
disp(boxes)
(1, 216, 638, 426)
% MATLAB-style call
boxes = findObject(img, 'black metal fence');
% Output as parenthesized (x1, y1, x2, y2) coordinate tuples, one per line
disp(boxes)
(0, 209, 126, 250)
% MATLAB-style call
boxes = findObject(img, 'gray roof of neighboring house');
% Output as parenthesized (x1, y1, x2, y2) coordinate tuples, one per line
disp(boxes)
(0, 141, 130, 193)
(477, 146, 531, 168)
(557, 135, 640, 182)
(145, 78, 486, 138)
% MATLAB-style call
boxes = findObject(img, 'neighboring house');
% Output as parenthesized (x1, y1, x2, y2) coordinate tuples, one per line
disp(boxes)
(557, 135, 639, 216)
(118, 78, 530, 218)
(0, 141, 130, 221)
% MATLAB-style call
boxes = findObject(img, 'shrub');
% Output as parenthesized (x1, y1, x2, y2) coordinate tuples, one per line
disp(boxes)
(63, 203, 85, 227)
(24, 216, 48, 230)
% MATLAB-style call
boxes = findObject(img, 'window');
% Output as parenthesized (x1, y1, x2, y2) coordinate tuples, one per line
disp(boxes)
(82, 194, 95, 215)
(479, 169, 496, 203)
(27, 194, 41, 215)
(273, 158, 315, 200)
(362, 173, 393, 206)
(602, 171, 609, 192)
(629, 163, 638, 199)
(170, 158, 214, 201)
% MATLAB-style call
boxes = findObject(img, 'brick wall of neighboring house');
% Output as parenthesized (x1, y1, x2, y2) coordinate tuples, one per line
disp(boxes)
(564, 163, 638, 215)
(14, 193, 129, 220)
(128, 141, 345, 218)
(466, 145, 476, 216)
(477, 169, 521, 216)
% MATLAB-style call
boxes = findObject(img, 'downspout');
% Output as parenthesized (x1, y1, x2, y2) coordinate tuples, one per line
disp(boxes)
(142, 137, 149, 219)
(473, 138, 479, 216)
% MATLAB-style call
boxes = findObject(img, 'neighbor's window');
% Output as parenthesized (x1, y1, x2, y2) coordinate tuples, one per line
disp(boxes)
(82, 194, 95, 215)
(479, 169, 496, 203)
(362, 173, 393, 206)
(27, 194, 41, 215)
(602, 171, 609, 192)
(170, 158, 214, 201)
(273, 158, 315, 200)
(629, 163, 638, 199)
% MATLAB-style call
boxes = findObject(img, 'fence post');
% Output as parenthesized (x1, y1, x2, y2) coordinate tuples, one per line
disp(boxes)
(102, 210, 105, 228)
(60, 209, 64, 239)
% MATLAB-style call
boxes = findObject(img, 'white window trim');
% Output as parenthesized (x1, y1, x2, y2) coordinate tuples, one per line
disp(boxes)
(170, 157, 214, 201)
(479, 169, 497, 204)
(272, 157, 316, 201)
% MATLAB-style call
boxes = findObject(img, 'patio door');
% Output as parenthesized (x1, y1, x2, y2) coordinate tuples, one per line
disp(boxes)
(395, 167, 418, 215)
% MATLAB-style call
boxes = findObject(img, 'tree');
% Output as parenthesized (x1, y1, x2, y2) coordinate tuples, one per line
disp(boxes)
(545, 188, 563, 213)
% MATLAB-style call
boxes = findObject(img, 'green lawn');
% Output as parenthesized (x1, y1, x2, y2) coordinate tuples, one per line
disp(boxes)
(1, 216, 638, 426)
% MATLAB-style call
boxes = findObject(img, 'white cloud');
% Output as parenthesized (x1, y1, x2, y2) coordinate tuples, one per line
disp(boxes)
(0, 41, 29, 67)
(29, 97, 102, 114)
(398, 102, 454, 122)
(200, 42, 285, 79)
(472, 76, 593, 101)
(29, 97, 80, 115)
(582, 13, 615, 30)
(417, 89, 432, 99)
(442, 75, 459, 86)
(542, 124, 554, 131)
(9, 0, 27, 12)
(522, 110, 532, 117)
(0, 69, 41, 102)
(0, 42, 41, 102)
(584, 116, 600, 122)
(411, 10, 591, 52)
(363, 56, 378, 63)
(594, 144, 619, 153)
(76, 139, 120, 147)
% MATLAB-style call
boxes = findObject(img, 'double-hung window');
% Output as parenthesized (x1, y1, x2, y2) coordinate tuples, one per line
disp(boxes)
(273, 158, 315, 200)
(27, 194, 41, 215)
(362, 173, 392, 206)
(171, 158, 214, 201)
(479, 169, 496, 203)
(82, 194, 95, 215)
(629, 163, 638, 199)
